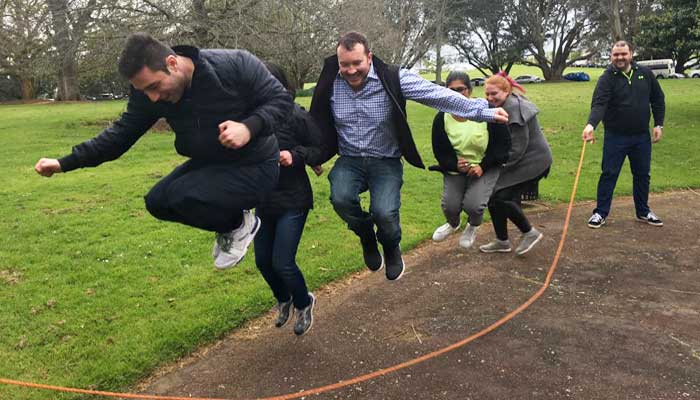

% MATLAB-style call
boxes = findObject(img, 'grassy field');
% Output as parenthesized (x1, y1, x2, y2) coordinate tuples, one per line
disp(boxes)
(1, 77, 699, 399)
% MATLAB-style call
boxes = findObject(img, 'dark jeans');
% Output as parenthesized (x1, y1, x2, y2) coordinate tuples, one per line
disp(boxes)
(144, 158, 279, 233)
(594, 131, 651, 218)
(254, 208, 311, 310)
(328, 156, 403, 249)
(489, 180, 535, 241)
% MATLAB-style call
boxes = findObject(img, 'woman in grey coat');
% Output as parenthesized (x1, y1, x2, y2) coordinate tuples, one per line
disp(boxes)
(480, 73, 553, 255)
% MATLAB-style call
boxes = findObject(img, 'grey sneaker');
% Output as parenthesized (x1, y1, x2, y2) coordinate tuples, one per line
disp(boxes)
(459, 224, 478, 249)
(275, 298, 294, 328)
(479, 239, 512, 253)
(587, 212, 606, 229)
(294, 293, 316, 336)
(636, 211, 663, 226)
(214, 210, 260, 269)
(432, 222, 460, 242)
(515, 228, 543, 256)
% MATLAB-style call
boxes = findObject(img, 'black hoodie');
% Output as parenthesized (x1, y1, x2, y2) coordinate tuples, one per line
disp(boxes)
(587, 62, 665, 135)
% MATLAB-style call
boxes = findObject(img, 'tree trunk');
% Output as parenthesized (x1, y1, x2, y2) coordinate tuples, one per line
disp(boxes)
(435, 43, 443, 84)
(609, 0, 623, 41)
(57, 53, 81, 101)
(19, 78, 35, 100)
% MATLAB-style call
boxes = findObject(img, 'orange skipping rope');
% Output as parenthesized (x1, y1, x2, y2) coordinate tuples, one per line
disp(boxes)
(1, 141, 588, 400)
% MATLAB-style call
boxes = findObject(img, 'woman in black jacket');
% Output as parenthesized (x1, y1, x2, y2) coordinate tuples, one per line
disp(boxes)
(254, 63, 324, 336)
(430, 71, 511, 249)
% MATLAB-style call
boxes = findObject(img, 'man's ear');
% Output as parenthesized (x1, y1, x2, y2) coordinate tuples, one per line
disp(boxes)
(367, 51, 373, 64)
(165, 55, 178, 72)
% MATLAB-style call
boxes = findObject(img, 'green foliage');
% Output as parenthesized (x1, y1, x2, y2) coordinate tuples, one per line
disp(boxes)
(2, 79, 700, 399)
(637, 0, 700, 70)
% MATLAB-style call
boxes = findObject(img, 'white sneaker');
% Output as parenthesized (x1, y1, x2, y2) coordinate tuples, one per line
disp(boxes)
(459, 224, 478, 249)
(432, 222, 460, 242)
(214, 210, 260, 270)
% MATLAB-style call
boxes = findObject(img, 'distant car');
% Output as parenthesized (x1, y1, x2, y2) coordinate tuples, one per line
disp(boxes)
(470, 77, 485, 86)
(514, 75, 543, 84)
(668, 72, 686, 79)
(690, 69, 700, 78)
(563, 72, 591, 82)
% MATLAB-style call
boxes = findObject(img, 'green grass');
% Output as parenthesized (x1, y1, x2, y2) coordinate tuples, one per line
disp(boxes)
(2, 78, 699, 399)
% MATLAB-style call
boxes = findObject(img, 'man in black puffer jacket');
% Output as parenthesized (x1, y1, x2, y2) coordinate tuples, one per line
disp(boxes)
(34, 33, 293, 269)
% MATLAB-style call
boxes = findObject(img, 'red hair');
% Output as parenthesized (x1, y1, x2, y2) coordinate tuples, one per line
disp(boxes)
(485, 71, 525, 94)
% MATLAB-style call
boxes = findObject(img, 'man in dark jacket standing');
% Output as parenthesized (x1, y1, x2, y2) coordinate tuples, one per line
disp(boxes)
(582, 40, 665, 229)
(34, 33, 293, 269)
(310, 31, 508, 281)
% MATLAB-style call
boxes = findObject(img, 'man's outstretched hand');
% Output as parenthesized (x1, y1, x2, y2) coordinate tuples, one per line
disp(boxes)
(492, 107, 509, 124)
(35, 158, 62, 177)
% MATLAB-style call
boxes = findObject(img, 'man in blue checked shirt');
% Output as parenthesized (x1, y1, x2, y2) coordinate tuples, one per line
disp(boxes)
(310, 31, 508, 281)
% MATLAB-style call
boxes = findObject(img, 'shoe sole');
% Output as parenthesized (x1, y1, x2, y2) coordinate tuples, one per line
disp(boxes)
(587, 219, 606, 229)
(386, 257, 405, 281)
(295, 294, 315, 336)
(214, 216, 261, 270)
(516, 232, 544, 256)
(479, 246, 512, 253)
(636, 217, 663, 226)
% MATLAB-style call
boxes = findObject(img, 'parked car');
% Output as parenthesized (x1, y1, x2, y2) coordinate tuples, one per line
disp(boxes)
(470, 77, 485, 86)
(563, 72, 591, 82)
(514, 75, 543, 84)
(668, 72, 686, 79)
(690, 69, 700, 78)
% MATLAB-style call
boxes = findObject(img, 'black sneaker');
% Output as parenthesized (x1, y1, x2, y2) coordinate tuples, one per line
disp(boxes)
(361, 235, 383, 272)
(384, 246, 405, 281)
(274, 298, 293, 328)
(294, 293, 315, 336)
(637, 211, 663, 226)
(587, 212, 606, 229)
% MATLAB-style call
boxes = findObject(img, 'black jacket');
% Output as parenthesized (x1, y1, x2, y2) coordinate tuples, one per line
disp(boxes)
(587, 62, 665, 135)
(259, 104, 324, 213)
(430, 112, 511, 174)
(309, 54, 425, 168)
(59, 46, 293, 171)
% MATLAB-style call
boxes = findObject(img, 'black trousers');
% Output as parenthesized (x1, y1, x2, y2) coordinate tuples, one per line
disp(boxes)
(144, 158, 279, 233)
(488, 179, 535, 241)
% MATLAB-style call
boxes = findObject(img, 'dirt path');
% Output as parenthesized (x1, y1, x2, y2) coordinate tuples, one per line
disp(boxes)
(140, 191, 700, 400)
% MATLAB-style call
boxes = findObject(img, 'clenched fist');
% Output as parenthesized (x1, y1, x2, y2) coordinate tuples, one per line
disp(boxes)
(218, 120, 251, 149)
(35, 158, 62, 177)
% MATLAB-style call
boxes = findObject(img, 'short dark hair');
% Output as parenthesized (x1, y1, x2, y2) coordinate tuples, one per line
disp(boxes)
(446, 71, 472, 92)
(612, 40, 634, 52)
(118, 33, 175, 79)
(337, 31, 370, 55)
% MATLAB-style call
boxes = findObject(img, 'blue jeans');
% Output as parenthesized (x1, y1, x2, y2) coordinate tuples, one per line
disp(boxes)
(594, 131, 651, 218)
(254, 209, 311, 310)
(328, 156, 403, 249)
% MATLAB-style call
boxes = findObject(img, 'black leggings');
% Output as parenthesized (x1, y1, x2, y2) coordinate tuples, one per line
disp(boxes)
(488, 180, 536, 241)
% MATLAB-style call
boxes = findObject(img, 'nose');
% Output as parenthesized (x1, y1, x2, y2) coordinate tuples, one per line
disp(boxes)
(146, 91, 159, 102)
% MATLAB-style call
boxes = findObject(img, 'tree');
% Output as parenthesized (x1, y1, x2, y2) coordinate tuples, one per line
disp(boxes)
(448, 0, 527, 76)
(517, 0, 597, 81)
(0, 0, 52, 99)
(47, 0, 101, 100)
(637, 0, 700, 72)
(237, 0, 338, 89)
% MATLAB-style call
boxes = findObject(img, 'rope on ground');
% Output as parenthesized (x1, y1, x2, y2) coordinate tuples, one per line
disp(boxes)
(1, 141, 588, 400)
